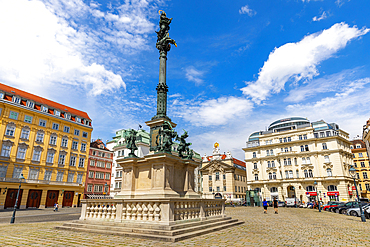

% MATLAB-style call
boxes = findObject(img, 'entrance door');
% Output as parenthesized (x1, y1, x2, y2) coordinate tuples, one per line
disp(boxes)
(62, 191, 74, 207)
(77, 194, 81, 207)
(45, 190, 59, 208)
(26, 190, 42, 208)
(287, 186, 296, 198)
(5, 189, 23, 209)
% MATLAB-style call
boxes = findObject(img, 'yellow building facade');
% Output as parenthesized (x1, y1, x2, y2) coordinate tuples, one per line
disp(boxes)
(351, 140, 370, 200)
(0, 83, 92, 209)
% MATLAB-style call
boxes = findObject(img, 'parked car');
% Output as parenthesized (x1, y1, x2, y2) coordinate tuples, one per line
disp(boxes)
(323, 201, 344, 212)
(278, 201, 286, 207)
(285, 198, 298, 207)
(334, 202, 368, 214)
(347, 204, 370, 217)
(328, 202, 346, 212)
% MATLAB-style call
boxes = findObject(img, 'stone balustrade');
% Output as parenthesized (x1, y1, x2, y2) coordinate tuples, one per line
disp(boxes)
(80, 198, 225, 224)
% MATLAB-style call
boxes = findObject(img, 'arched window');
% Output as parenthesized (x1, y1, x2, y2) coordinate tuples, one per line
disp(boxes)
(328, 185, 337, 191)
(324, 155, 330, 163)
(304, 170, 308, 178)
(254, 174, 258, 181)
(272, 172, 276, 179)
(271, 161, 275, 167)
(327, 168, 332, 177)
(300, 145, 304, 152)
(267, 161, 271, 167)
(306, 186, 315, 192)
(268, 173, 272, 179)
(253, 152, 256, 158)
(308, 169, 313, 177)
(270, 187, 278, 193)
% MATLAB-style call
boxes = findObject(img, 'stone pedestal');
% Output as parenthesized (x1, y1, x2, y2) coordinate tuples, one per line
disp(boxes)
(146, 118, 177, 152)
(115, 153, 199, 199)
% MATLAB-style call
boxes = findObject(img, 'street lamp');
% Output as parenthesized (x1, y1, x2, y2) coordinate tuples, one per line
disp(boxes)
(313, 181, 321, 212)
(10, 173, 25, 224)
(104, 183, 108, 198)
(292, 186, 297, 208)
(349, 165, 366, 222)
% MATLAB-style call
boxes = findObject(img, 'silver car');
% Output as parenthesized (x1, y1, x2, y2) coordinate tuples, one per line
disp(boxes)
(347, 204, 370, 217)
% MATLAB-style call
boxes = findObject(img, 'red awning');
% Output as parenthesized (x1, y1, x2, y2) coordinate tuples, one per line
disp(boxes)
(348, 191, 353, 195)
(327, 191, 339, 196)
(307, 192, 317, 196)
(352, 186, 356, 190)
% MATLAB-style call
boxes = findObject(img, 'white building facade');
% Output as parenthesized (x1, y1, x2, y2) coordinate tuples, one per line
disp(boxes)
(244, 117, 354, 203)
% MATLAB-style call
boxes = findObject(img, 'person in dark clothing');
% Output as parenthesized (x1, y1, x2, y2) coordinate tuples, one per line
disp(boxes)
(263, 199, 268, 214)
(273, 198, 278, 214)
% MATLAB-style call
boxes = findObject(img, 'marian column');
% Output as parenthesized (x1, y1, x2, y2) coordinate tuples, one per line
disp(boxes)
(146, 10, 177, 152)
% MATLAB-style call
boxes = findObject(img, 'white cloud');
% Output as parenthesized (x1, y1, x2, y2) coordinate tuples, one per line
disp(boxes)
(241, 22, 369, 103)
(284, 68, 361, 102)
(185, 66, 205, 85)
(239, 5, 256, 17)
(179, 97, 253, 127)
(313, 11, 328, 22)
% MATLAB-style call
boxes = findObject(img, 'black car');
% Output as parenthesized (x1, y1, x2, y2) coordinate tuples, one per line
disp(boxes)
(333, 201, 369, 214)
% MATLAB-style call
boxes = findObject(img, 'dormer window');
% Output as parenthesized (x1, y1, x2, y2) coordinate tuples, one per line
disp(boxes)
(54, 110, 60, 116)
(76, 117, 81, 123)
(0, 92, 4, 99)
(26, 101, 34, 108)
(41, 105, 48, 112)
(12, 96, 21, 104)
(65, 113, 71, 120)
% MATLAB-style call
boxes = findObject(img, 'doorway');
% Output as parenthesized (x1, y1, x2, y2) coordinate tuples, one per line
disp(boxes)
(62, 191, 74, 207)
(26, 190, 42, 208)
(287, 186, 296, 198)
(5, 189, 23, 209)
(45, 190, 58, 208)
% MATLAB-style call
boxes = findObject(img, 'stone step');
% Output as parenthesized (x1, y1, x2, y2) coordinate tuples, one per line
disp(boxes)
(56, 219, 243, 242)
(61, 218, 239, 237)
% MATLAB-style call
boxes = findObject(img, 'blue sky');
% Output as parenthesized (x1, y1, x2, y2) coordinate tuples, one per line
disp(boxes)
(0, 0, 370, 160)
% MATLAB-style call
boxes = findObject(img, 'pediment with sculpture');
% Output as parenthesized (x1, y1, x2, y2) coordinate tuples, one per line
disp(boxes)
(200, 160, 233, 174)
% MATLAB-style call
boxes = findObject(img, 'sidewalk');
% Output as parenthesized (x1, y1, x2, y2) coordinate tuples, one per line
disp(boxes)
(0, 207, 81, 217)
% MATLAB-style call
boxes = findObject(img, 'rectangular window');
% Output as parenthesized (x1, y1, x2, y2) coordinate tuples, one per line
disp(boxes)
(67, 172, 74, 183)
(41, 105, 48, 112)
(223, 174, 226, 180)
(89, 171, 94, 178)
(254, 174, 258, 181)
(289, 170, 293, 178)
(106, 162, 111, 169)
(303, 134, 307, 140)
(94, 185, 103, 192)
(82, 132, 88, 138)
(72, 141, 78, 150)
(76, 117, 81, 123)
(70, 156, 76, 166)
(9, 111, 19, 120)
(95, 172, 104, 179)
(305, 145, 309, 151)
(24, 115, 32, 123)
(357, 173, 360, 179)
(54, 110, 60, 117)
(44, 170, 52, 181)
(97, 161, 105, 168)
(285, 171, 289, 179)
(46, 152, 54, 163)
(81, 143, 86, 151)
(299, 135, 302, 140)
(300, 146, 304, 152)
(217, 186, 220, 192)
(12, 167, 22, 179)
(56, 171, 64, 181)
(20, 129, 30, 139)
(322, 143, 328, 149)
(361, 162, 365, 167)
(209, 175, 212, 181)
(5, 125, 15, 136)
(78, 157, 85, 168)
(27, 101, 34, 108)
(366, 184, 370, 191)
(215, 172, 220, 181)
(12, 96, 20, 104)
(87, 184, 93, 192)
(359, 153, 364, 158)
(39, 119, 46, 127)
(52, 123, 59, 130)
(1, 145, 11, 157)
(90, 160, 95, 166)
(0, 166, 8, 178)
(17, 147, 27, 159)
(58, 154, 65, 165)
(74, 129, 80, 136)
(223, 186, 226, 191)
(36, 132, 44, 142)
(28, 169, 39, 180)
(106, 173, 110, 179)
(271, 161, 275, 167)
(65, 113, 71, 120)
(288, 137, 291, 142)
(363, 172, 368, 179)
(64, 126, 70, 133)
(61, 138, 68, 147)
(76, 173, 83, 184)
(32, 150, 41, 161)
(50, 136, 57, 145)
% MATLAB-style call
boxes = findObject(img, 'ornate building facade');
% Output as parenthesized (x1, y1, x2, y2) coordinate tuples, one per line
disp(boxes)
(200, 143, 247, 201)
(244, 117, 354, 203)
(84, 139, 113, 198)
(351, 139, 370, 200)
(0, 83, 92, 209)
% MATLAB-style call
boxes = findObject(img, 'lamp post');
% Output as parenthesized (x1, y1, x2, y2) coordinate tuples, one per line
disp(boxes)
(104, 183, 108, 198)
(349, 165, 366, 222)
(292, 186, 297, 208)
(10, 173, 25, 224)
(313, 181, 321, 212)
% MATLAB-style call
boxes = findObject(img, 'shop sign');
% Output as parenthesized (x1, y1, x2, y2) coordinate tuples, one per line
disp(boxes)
(327, 191, 339, 196)
(348, 191, 353, 195)
(352, 186, 356, 190)
(307, 192, 317, 196)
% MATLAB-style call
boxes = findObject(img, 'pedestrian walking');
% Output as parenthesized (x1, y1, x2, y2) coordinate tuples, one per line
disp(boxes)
(263, 199, 268, 214)
(54, 202, 59, 212)
(273, 198, 278, 214)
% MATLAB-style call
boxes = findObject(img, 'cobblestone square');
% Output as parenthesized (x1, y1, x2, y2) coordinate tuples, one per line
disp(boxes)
(1, 207, 370, 246)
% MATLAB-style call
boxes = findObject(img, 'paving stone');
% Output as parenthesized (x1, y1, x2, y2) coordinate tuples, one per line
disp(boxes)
(0, 207, 370, 246)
